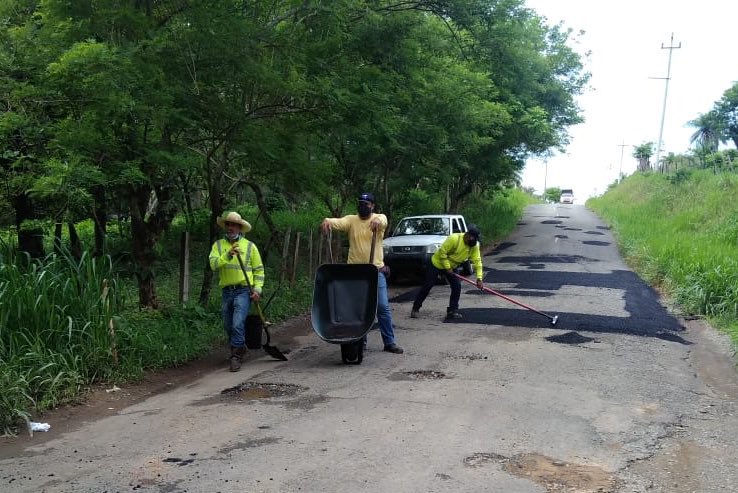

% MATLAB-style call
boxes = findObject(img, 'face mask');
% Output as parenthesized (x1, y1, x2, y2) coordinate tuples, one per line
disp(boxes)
(225, 231, 241, 241)
(358, 202, 372, 218)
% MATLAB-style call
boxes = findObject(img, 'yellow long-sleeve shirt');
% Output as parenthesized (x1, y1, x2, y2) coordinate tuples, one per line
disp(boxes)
(209, 237, 265, 292)
(323, 213, 387, 267)
(431, 233, 484, 280)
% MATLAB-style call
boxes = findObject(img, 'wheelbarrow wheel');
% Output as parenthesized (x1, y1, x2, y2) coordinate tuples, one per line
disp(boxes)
(341, 341, 364, 365)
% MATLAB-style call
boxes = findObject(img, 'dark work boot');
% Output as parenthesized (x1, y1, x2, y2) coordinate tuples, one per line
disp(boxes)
(445, 309, 462, 320)
(229, 347, 245, 372)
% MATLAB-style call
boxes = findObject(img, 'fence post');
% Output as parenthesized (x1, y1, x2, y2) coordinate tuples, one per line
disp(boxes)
(291, 232, 301, 287)
(280, 228, 291, 284)
(179, 231, 190, 303)
(308, 229, 314, 275)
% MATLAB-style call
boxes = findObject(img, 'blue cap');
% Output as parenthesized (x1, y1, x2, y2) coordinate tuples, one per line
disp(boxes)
(358, 192, 375, 203)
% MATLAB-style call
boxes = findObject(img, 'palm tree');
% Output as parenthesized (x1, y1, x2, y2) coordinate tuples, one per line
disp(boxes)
(689, 111, 722, 153)
(633, 142, 654, 171)
(662, 152, 678, 173)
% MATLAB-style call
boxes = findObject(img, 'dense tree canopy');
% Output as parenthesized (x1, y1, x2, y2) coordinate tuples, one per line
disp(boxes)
(0, 0, 589, 306)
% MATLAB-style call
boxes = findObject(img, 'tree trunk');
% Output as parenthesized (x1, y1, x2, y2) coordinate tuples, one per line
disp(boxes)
(69, 222, 82, 260)
(128, 183, 177, 308)
(91, 185, 107, 257)
(246, 180, 278, 262)
(53, 222, 63, 256)
(198, 165, 224, 307)
(14, 193, 45, 259)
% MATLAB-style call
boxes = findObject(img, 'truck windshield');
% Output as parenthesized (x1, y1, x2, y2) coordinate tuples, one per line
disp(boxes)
(393, 218, 449, 236)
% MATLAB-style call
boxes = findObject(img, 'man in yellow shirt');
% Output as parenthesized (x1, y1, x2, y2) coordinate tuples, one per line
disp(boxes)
(410, 225, 484, 320)
(321, 192, 403, 354)
(209, 211, 265, 371)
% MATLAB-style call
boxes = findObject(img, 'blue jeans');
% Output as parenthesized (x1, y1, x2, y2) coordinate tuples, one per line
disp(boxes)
(375, 271, 396, 346)
(221, 286, 251, 348)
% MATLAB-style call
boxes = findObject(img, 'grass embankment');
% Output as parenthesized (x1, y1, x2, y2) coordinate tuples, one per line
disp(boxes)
(588, 170, 738, 347)
(0, 188, 534, 434)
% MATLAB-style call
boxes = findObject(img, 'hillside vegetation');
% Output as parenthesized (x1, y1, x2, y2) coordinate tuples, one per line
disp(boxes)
(588, 170, 738, 347)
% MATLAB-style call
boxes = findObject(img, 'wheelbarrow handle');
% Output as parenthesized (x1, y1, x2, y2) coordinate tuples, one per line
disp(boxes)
(369, 228, 377, 265)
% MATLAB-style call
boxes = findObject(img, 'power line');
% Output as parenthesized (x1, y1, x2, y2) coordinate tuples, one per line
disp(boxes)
(653, 33, 681, 171)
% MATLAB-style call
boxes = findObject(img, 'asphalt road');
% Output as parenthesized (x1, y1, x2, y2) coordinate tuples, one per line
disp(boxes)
(2, 203, 737, 492)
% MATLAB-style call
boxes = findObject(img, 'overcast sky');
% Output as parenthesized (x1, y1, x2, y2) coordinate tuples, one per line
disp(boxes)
(521, 0, 738, 200)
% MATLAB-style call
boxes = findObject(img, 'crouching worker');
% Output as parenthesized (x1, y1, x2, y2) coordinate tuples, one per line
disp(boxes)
(410, 224, 484, 320)
(209, 211, 265, 371)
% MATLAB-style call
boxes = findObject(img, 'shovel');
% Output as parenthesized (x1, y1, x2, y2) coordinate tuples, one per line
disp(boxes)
(236, 253, 289, 361)
(454, 273, 559, 326)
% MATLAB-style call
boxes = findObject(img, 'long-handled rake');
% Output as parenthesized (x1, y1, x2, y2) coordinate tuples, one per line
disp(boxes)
(454, 273, 559, 326)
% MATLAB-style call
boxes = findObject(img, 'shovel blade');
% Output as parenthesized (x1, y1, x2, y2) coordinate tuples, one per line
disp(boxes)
(264, 344, 288, 361)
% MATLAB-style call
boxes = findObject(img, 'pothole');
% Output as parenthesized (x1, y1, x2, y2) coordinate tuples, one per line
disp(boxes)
(463, 452, 507, 466)
(390, 370, 447, 381)
(220, 382, 306, 400)
(504, 453, 618, 492)
(443, 352, 489, 361)
(463, 452, 619, 492)
(546, 331, 598, 345)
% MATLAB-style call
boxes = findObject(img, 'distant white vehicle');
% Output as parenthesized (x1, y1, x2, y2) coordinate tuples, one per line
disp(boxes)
(560, 192, 574, 204)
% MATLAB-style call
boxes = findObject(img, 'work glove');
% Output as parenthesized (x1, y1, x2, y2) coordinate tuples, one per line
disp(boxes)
(476, 279, 484, 290)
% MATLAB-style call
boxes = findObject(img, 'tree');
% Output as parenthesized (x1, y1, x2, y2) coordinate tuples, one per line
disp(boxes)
(715, 83, 738, 148)
(633, 142, 654, 172)
(689, 111, 722, 154)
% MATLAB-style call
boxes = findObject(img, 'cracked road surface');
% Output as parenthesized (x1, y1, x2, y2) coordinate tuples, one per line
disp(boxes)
(2, 203, 737, 492)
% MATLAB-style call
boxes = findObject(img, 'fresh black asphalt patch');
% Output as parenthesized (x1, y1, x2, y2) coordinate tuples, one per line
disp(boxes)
(546, 331, 597, 344)
(392, 266, 689, 344)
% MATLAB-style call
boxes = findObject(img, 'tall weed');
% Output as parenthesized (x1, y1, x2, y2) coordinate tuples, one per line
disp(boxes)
(589, 170, 738, 346)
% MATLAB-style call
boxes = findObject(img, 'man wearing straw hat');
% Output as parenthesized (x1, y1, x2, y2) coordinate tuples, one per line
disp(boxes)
(209, 211, 265, 371)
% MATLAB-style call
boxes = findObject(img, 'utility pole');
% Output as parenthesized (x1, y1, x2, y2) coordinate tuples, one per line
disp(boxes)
(543, 158, 548, 196)
(618, 140, 630, 182)
(653, 33, 681, 171)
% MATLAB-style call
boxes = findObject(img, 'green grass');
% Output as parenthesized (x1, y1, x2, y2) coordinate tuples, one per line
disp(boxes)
(588, 170, 738, 346)
(461, 187, 539, 243)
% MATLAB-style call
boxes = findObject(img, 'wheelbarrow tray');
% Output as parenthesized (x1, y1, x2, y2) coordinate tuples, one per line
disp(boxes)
(311, 263, 378, 344)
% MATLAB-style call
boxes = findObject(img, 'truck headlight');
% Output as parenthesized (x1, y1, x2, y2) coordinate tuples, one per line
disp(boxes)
(424, 243, 441, 253)
(382, 245, 390, 255)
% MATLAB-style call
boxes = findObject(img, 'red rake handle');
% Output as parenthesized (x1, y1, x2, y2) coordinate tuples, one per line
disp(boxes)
(453, 273, 557, 322)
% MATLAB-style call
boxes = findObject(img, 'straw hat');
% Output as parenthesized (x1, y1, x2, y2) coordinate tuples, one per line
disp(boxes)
(216, 211, 252, 233)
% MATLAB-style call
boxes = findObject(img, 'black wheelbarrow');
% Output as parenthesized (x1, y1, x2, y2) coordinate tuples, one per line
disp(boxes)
(311, 230, 378, 364)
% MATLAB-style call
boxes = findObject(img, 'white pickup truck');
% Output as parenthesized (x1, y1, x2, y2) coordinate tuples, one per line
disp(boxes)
(382, 214, 472, 281)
